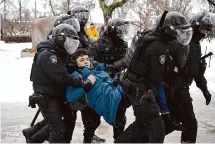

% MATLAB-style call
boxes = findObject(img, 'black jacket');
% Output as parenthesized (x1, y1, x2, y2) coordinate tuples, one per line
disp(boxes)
(30, 40, 83, 98)
(88, 35, 128, 71)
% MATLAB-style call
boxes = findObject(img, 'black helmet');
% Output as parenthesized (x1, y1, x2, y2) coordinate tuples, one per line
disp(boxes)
(68, 6, 90, 26)
(105, 18, 134, 42)
(53, 14, 80, 32)
(156, 11, 193, 45)
(52, 23, 80, 55)
(189, 12, 215, 31)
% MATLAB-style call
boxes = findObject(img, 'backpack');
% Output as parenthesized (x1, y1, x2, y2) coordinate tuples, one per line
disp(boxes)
(124, 29, 159, 70)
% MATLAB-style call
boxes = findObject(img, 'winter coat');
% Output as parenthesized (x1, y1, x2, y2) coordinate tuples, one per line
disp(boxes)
(86, 27, 99, 41)
(66, 62, 126, 126)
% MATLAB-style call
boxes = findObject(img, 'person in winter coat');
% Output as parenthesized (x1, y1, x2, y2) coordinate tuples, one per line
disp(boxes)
(66, 49, 131, 126)
(86, 22, 99, 42)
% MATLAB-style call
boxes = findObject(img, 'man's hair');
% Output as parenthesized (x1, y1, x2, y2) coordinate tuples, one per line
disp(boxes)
(73, 48, 89, 60)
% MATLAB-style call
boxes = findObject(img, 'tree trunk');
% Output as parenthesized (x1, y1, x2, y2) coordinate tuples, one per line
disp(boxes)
(49, 0, 56, 16)
(3, 0, 6, 20)
(99, 0, 128, 21)
(18, 0, 22, 23)
(35, 0, 37, 18)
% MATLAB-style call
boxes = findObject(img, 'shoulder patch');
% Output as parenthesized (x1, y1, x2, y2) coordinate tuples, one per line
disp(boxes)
(50, 55, 57, 64)
(159, 55, 166, 65)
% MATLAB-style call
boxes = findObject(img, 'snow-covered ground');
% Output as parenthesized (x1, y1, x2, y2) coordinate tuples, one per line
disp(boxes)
(0, 40, 215, 143)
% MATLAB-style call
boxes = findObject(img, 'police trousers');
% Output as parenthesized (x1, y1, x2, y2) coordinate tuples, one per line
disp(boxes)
(115, 91, 165, 143)
(34, 95, 76, 143)
(164, 88, 198, 143)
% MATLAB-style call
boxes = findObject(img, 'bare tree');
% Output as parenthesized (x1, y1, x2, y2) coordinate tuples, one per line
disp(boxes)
(49, 0, 57, 16)
(170, 0, 193, 19)
(99, 0, 129, 20)
(1, 0, 16, 20)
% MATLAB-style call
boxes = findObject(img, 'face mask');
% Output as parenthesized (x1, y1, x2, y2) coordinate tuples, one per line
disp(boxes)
(64, 37, 80, 55)
(176, 27, 193, 46)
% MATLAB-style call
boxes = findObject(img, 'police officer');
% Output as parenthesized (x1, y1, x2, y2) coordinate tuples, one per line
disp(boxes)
(115, 11, 193, 143)
(163, 12, 214, 143)
(28, 23, 96, 143)
(88, 18, 133, 141)
(68, 6, 90, 49)
(22, 16, 82, 143)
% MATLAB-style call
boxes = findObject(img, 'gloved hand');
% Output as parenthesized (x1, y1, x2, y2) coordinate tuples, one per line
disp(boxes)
(106, 64, 117, 72)
(113, 79, 119, 87)
(83, 75, 96, 91)
(203, 90, 212, 105)
(199, 59, 207, 75)
(28, 93, 36, 108)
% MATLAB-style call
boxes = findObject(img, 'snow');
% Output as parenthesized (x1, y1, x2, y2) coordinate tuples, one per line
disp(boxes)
(0, 40, 215, 143)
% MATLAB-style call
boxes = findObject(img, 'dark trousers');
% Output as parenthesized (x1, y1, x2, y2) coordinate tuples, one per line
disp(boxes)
(165, 88, 198, 143)
(30, 97, 76, 143)
(115, 92, 165, 143)
(37, 96, 66, 143)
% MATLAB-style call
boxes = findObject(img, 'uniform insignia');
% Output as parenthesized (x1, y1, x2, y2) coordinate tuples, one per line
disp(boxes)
(159, 55, 166, 65)
(50, 55, 57, 64)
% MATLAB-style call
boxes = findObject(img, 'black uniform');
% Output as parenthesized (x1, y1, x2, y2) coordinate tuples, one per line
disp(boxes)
(164, 32, 211, 143)
(29, 40, 84, 143)
(115, 30, 168, 143)
(78, 27, 90, 49)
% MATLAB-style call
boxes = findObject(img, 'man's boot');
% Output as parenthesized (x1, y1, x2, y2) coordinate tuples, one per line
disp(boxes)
(22, 128, 35, 143)
(162, 114, 184, 131)
(22, 120, 47, 143)
(91, 135, 106, 143)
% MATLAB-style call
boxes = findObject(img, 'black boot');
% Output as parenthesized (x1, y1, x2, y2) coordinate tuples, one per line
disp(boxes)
(91, 135, 106, 143)
(22, 120, 47, 143)
(162, 114, 184, 131)
(22, 128, 35, 143)
(113, 115, 127, 141)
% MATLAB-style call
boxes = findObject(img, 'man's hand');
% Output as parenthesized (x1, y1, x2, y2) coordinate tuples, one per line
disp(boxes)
(203, 90, 212, 105)
(87, 75, 96, 85)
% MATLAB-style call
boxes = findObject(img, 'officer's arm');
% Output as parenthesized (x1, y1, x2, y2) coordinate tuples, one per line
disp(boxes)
(194, 75, 208, 92)
(41, 53, 83, 87)
(112, 58, 126, 70)
(194, 75, 211, 105)
(148, 54, 165, 91)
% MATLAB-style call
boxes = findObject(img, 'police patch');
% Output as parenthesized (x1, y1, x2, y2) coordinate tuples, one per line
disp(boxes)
(50, 55, 57, 64)
(159, 55, 166, 65)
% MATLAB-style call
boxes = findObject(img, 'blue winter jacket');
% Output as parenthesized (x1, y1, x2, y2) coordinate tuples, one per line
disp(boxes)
(66, 62, 126, 126)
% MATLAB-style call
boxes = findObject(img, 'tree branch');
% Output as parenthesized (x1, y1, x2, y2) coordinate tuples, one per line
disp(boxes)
(110, 0, 128, 13)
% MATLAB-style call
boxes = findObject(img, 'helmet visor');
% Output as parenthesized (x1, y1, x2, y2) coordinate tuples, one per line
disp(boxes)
(176, 27, 193, 46)
(74, 12, 90, 24)
(64, 17, 80, 32)
(116, 23, 134, 41)
(64, 37, 80, 55)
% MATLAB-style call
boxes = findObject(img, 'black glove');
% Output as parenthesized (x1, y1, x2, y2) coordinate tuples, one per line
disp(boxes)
(203, 90, 211, 105)
(199, 59, 207, 75)
(28, 93, 36, 108)
(106, 64, 117, 72)
(83, 80, 93, 91)
(113, 79, 119, 87)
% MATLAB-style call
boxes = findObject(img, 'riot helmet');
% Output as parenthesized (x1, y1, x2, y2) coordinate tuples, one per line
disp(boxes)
(53, 14, 80, 32)
(105, 18, 134, 42)
(156, 11, 193, 46)
(52, 23, 80, 55)
(68, 6, 90, 26)
(189, 12, 215, 37)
